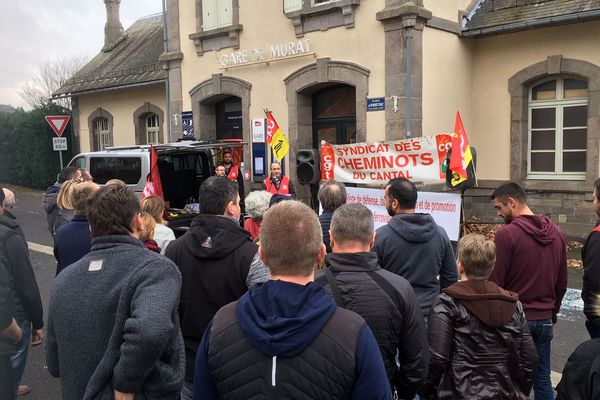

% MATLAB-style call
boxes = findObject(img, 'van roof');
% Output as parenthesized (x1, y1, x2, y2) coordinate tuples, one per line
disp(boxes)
(78, 140, 246, 156)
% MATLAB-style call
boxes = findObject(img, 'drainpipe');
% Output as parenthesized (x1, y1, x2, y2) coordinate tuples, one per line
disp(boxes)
(162, 0, 172, 143)
(406, 26, 413, 138)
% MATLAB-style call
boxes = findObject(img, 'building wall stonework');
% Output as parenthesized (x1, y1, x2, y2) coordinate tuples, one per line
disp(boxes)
(469, 21, 600, 182)
(178, 0, 387, 176)
(458, 182, 597, 240)
(77, 84, 166, 152)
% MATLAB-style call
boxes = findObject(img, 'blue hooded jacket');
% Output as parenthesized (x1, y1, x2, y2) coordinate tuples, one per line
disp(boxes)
(375, 213, 458, 317)
(193, 280, 391, 400)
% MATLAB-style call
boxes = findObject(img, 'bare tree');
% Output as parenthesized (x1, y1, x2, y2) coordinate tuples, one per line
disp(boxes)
(18, 54, 88, 110)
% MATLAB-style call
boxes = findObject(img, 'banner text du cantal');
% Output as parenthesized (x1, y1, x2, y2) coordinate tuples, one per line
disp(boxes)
(321, 134, 453, 185)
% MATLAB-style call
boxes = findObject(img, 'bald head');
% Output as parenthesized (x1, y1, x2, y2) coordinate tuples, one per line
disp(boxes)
(2, 188, 15, 209)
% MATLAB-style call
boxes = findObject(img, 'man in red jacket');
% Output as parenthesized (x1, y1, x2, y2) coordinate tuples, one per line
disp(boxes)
(222, 151, 245, 214)
(264, 162, 295, 196)
(490, 182, 567, 400)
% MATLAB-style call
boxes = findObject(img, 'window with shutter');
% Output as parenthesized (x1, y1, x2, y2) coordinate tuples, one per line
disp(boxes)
(202, 0, 218, 31)
(191, 0, 242, 55)
(218, 0, 233, 28)
(284, 0, 303, 12)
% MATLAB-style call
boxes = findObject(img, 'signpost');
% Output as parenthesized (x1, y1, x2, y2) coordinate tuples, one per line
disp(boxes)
(45, 115, 70, 169)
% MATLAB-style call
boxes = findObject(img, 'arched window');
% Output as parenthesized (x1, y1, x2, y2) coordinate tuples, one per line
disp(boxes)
(146, 113, 160, 144)
(528, 77, 588, 179)
(133, 103, 163, 145)
(93, 117, 111, 151)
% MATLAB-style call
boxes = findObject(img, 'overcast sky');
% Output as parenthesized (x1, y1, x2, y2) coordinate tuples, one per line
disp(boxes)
(0, 0, 163, 108)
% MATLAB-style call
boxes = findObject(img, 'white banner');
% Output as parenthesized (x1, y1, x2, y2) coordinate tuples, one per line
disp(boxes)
(320, 133, 454, 185)
(343, 187, 462, 241)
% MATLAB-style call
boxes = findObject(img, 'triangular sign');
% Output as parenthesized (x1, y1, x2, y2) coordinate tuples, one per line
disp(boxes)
(45, 115, 71, 137)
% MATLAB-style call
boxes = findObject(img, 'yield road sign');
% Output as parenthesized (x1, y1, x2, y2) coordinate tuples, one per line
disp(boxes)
(45, 115, 70, 137)
(52, 137, 68, 151)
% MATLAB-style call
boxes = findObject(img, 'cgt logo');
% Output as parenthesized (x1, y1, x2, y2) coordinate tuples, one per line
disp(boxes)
(321, 141, 335, 180)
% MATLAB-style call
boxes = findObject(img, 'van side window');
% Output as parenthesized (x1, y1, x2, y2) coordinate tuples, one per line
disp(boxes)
(90, 157, 142, 184)
(71, 157, 86, 169)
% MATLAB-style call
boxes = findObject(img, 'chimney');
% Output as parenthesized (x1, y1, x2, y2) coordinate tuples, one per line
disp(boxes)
(103, 0, 124, 52)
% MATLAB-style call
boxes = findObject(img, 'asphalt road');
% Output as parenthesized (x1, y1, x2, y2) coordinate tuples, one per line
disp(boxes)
(0, 183, 592, 398)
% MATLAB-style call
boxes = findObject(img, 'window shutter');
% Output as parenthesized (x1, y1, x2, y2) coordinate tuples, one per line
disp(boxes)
(218, 0, 233, 28)
(202, 0, 218, 31)
(284, 0, 303, 12)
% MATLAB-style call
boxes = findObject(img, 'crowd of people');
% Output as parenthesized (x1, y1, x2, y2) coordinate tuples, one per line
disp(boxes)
(5, 161, 600, 399)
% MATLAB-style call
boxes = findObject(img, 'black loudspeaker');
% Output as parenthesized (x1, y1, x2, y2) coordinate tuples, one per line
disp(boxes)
(445, 146, 477, 191)
(296, 149, 321, 185)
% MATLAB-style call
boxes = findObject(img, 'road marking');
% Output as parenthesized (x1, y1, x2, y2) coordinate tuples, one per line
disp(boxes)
(27, 241, 53, 256)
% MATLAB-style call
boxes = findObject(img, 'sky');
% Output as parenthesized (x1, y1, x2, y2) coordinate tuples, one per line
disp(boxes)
(0, 0, 164, 108)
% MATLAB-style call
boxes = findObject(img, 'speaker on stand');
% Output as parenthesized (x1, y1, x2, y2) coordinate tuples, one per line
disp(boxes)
(296, 149, 321, 210)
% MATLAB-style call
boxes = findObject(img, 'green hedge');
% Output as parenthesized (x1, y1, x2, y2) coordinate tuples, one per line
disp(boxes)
(0, 104, 74, 189)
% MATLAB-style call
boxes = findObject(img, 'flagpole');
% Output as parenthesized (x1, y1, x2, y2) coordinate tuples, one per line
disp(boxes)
(460, 189, 467, 238)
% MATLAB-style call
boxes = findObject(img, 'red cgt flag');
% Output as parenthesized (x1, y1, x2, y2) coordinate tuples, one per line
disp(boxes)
(449, 111, 474, 186)
(142, 145, 164, 199)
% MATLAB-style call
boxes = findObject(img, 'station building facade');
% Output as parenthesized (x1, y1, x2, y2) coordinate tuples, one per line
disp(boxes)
(55, 0, 600, 237)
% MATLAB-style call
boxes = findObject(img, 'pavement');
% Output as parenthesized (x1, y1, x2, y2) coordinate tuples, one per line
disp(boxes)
(0, 183, 589, 397)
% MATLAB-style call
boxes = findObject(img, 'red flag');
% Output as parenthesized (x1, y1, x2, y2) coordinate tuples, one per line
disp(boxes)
(142, 145, 164, 199)
(449, 111, 474, 185)
(266, 112, 279, 145)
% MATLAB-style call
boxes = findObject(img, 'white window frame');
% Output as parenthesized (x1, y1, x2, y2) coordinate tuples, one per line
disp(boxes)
(527, 77, 587, 180)
(145, 114, 160, 144)
(95, 118, 110, 151)
(312, 0, 337, 5)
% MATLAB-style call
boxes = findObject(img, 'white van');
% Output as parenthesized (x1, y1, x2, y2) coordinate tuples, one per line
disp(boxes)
(66, 141, 245, 232)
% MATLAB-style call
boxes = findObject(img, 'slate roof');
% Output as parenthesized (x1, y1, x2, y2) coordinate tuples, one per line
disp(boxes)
(54, 14, 166, 97)
(463, 0, 600, 37)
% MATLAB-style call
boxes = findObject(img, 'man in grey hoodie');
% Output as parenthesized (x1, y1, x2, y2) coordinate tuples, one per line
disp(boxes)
(46, 184, 184, 400)
(374, 178, 458, 318)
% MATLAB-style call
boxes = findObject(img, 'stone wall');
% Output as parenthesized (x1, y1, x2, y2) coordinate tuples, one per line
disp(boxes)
(454, 181, 596, 240)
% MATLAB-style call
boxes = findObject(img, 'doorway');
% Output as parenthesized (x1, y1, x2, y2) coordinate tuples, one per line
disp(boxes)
(312, 84, 356, 148)
(215, 96, 242, 140)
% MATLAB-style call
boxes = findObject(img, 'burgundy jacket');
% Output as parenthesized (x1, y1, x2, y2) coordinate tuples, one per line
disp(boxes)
(490, 214, 567, 323)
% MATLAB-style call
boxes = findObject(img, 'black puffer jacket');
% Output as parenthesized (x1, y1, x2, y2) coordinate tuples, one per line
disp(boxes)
(315, 252, 427, 399)
(419, 280, 537, 400)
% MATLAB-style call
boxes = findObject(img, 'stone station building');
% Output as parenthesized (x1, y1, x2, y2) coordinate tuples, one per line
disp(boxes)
(54, 0, 600, 237)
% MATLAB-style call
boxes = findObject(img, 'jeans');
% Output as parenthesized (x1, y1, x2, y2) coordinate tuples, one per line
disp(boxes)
(180, 380, 193, 400)
(10, 320, 31, 394)
(1, 354, 15, 400)
(527, 319, 554, 400)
